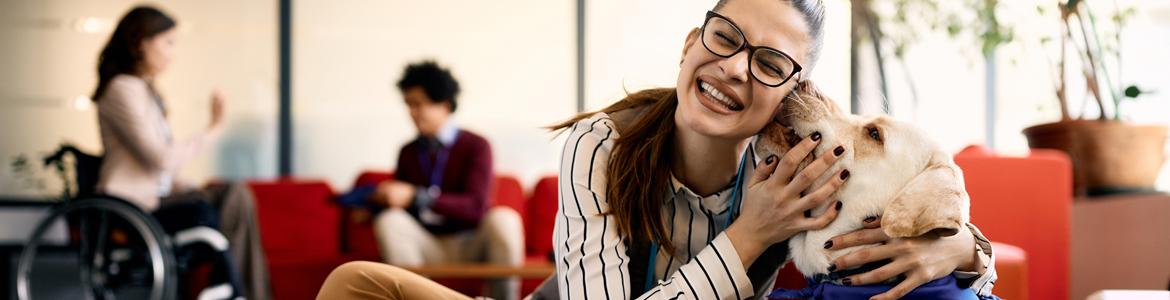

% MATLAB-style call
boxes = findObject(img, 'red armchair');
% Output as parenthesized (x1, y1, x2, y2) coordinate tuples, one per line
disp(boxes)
(955, 145, 1072, 300)
(248, 178, 345, 300)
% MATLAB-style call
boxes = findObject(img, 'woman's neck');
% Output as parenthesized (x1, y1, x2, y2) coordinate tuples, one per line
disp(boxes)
(671, 116, 749, 197)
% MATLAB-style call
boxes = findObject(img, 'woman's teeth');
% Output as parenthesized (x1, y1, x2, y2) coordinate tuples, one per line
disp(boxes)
(700, 81, 743, 111)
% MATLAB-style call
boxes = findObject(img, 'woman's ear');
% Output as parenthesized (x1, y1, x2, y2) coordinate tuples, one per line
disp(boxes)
(680, 27, 701, 61)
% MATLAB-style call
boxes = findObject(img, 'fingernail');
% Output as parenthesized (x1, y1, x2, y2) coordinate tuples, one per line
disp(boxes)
(804, 209, 812, 218)
(842, 278, 853, 286)
(840, 169, 850, 180)
(827, 263, 837, 271)
(811, 131, 822, 141)
(834, 146, 845, 156)
(823, 240, 833, 249)
(864, 216, 877, 223)
(835, 201, 843, 210)
(766, 155, 776, 164)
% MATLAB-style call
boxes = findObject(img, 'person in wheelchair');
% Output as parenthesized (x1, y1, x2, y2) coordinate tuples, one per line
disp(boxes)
(88, 6, 261, 300)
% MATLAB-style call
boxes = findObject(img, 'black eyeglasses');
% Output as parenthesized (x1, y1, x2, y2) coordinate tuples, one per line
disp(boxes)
(701, 10, 803, 87)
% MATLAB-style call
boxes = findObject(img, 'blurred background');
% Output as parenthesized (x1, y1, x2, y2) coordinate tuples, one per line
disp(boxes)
(2, 0, 1169, 299)
(2, 0, 1167, 193)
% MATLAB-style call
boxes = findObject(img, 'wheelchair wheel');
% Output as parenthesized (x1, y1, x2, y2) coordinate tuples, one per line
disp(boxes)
(16, 196, 177, 300)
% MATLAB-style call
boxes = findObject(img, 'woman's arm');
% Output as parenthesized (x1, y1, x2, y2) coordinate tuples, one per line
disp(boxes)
(555, 115, 753, 300)
(825, 218, 998, 300)
(99, 77, 213, 174)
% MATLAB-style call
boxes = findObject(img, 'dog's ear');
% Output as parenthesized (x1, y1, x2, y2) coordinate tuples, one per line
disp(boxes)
(881, 158, 970, 238)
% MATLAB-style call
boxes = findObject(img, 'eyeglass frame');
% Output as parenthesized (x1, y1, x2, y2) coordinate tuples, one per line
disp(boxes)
(700, 10, 804, 87)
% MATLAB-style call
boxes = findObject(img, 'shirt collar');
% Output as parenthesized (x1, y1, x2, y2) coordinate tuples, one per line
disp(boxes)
(435, 119, 459, 147)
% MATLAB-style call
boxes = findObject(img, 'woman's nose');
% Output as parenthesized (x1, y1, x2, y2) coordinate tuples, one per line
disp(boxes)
(718, 50, 751, 83)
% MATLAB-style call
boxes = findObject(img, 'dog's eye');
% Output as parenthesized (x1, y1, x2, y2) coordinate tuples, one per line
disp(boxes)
(867, 127, 882, 141)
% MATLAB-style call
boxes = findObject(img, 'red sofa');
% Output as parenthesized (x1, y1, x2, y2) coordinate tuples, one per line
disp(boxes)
(249, 147, 1049, 299)
(343, 171, 554, 296)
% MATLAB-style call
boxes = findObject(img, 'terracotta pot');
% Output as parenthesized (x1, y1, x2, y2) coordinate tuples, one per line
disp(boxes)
(1023, 120, 1168, 196)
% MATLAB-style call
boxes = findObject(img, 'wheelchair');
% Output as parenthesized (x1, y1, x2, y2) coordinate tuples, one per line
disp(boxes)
(16, 145, 232, 300)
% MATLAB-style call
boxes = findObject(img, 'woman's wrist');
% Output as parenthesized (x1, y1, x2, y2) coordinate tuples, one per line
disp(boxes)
(724, 223, 765, 268)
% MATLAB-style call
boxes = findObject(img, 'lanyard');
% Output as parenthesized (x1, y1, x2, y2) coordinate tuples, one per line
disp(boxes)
(417, 139, 452, 189)
(643, 147, 750, 291)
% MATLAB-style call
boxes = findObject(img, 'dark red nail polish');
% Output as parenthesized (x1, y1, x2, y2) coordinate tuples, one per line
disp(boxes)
(811, 132, 822, 141)
(864, 216, 877, 223)
(842, 278, 853, 286)
(766, 155, 776, 164)
(827, 263, 837, 271)
(834, 146, 845, 156)
(824, 240, 833, 249)
(835, 201, 843, 210)
(840, 169, 850, 180)
(804, 209, 812, 218)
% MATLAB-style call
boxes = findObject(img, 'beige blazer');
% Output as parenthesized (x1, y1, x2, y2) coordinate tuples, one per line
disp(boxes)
(96, 74, 215, 211)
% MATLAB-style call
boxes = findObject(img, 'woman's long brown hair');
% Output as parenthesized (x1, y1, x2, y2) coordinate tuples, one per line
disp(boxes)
(551, 0, 826, 256)
(551, 88, 682, 255)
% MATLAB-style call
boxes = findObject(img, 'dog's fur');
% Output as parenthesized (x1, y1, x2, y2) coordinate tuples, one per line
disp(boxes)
(753, 81, 970, 277)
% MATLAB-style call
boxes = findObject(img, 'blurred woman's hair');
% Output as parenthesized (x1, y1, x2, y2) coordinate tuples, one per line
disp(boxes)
(92, 6, 176, 101)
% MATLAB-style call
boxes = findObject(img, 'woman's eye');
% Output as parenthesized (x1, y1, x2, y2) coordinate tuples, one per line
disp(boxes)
(717, 32, 738, 46)
(759, 61, 783, 77)
(867, 127, 882, 141)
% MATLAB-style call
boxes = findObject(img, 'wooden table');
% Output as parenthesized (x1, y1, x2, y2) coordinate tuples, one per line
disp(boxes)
(1071, 193, 1170, 300)
(406, 262, 556, 279)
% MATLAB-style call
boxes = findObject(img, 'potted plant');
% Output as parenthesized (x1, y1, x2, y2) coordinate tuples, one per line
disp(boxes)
(1022, 0, 1167, 196)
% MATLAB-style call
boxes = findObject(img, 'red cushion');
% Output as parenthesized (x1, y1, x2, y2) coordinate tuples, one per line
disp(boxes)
(493, 175, 526, 217)
(248, 179, 341, 261)
(526, 176, 559, 258)
(248, 178, 343, 300)
(955, 145, 1071, 300)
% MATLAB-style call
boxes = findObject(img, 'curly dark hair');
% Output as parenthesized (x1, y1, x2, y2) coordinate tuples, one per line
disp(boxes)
(396, 60, 460, 112)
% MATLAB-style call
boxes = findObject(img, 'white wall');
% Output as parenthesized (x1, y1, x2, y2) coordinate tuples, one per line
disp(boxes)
(0, 0, 277, 198)
(291, 0, 576, 188)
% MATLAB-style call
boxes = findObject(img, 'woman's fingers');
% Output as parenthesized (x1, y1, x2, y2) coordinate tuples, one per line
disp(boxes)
(796, 168, 848, 212)
(773, 133, 821, 183)
(750, 154, 780, 186)
(786, 145, 846, 192)
(862, 215, 882, 229)
(869, 273, 930, 300)
(839, 254, 908, 286)
(798, 200, 841, 230)
(831, 242, 900, 271)
(826, 227, 890, 250)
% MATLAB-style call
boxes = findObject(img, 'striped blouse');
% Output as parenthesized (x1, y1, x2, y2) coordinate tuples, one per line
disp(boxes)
(554, 113, 997, 300)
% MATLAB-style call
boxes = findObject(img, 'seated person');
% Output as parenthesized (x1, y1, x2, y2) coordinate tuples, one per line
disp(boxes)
(371, 61, 523, 300)
(93, 6, 268, 300)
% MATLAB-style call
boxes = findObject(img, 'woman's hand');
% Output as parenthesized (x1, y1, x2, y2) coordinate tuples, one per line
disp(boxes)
(725, 132, 849, 266)
(825, 215, 979, 300)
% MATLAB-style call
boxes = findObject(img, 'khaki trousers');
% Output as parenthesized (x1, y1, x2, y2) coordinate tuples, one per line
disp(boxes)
(316, 261, 474, 300)
(372, 207, 523, 300)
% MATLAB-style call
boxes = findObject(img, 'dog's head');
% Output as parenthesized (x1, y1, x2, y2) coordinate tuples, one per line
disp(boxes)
(754, 81, 969, 238)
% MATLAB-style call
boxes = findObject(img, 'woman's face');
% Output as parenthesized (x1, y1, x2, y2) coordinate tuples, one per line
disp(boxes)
(676, 0, 812, 140)
(139, 29, 177, 77)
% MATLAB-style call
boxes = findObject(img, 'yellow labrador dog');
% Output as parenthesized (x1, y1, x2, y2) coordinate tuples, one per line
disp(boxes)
(754, 81, 970, 277)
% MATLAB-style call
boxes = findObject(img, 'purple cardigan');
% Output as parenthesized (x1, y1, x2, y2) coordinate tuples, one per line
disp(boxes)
(395, 129, 494, 234)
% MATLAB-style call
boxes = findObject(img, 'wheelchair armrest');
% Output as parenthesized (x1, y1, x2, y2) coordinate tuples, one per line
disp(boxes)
(173, 226, 229, 252)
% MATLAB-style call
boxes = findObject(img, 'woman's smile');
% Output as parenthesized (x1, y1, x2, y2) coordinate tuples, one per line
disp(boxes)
(695, 75, 746, 114)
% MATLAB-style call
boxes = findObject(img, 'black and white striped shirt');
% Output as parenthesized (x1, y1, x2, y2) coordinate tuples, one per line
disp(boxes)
(554, 113, 997, 300)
